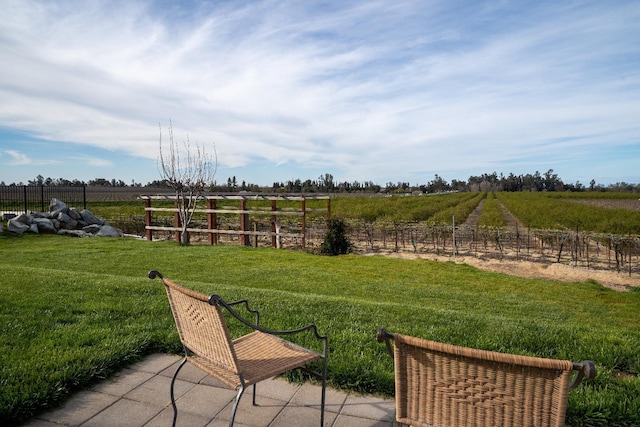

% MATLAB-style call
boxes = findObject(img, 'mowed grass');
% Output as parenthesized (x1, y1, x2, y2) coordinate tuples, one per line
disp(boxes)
(1, 234, 639, 426)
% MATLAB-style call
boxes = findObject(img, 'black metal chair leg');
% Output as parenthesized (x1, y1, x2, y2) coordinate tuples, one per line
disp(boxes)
(229, 385, 246, 427)
(252, 384, 257, 406)
(170, 357, 188, 427)
(320, 359, 327, 426)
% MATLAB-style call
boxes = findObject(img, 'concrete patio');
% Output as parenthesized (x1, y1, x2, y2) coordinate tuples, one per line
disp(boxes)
(21, 353, 396, 427)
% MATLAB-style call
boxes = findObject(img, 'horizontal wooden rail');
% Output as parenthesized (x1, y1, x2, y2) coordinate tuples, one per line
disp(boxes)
(140, 194, 330, 201)
(145, 225, 303, 239)
(144, 207, 306, 216)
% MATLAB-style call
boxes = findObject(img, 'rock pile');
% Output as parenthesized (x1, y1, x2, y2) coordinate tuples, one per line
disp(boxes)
(4, 198, 123, 237)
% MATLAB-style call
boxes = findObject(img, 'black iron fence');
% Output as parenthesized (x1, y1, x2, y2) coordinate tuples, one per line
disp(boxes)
(0, 185, 86, 215)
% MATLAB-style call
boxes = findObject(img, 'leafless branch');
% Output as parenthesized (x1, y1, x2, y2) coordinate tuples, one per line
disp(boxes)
(158, 120, 218, 244)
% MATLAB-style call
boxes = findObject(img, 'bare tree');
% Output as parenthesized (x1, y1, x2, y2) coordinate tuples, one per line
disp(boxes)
(158, 121, 217, 244)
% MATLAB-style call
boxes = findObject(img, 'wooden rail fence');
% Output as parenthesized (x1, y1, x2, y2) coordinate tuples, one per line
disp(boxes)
(142, 194, 330, 249)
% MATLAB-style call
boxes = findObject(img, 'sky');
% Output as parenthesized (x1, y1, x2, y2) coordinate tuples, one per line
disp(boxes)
(1, 0, 639, 187)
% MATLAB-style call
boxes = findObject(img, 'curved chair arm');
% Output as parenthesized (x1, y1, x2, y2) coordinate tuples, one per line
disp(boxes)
(224, 298, 261, 327)
(569, 360, 597, 391)
(210, 294, 327, 343)
(211, 294, 328, 384)
(377, 327, 395, 357)
(149, 270, 164, 280)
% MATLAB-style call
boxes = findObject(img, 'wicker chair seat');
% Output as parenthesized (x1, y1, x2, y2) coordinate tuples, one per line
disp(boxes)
(234, 331, 323, 385)
(190, 331, 322, 389)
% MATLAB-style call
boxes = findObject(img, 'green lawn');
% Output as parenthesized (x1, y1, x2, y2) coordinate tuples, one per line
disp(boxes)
(1, 233, 639, 426)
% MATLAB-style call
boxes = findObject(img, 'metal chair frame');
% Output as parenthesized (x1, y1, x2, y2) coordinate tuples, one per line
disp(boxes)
(149, 270, 328, 427)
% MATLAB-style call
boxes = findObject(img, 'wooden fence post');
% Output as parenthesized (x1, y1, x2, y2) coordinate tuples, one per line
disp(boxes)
(207, 198, 217, 245)
(145, 198, 153, 241)
(239, 199, 250, 246)
(301, 198, 307, 249)
(271, 200, 277, 248)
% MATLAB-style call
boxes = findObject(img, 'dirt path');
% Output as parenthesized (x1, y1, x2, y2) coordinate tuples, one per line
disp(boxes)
(462, 198, 484, 229)
(497, 200, 524, 230)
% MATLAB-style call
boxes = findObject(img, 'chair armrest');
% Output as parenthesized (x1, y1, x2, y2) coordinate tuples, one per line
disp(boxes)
(569, 360, 597, 390)
(225, 299, 260, 327)
(210, 294, 328, 352)
(148, 270, 164, 280)
(377, 327, 395, 357)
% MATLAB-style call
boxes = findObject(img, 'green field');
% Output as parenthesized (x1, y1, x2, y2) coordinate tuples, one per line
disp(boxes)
(477, 192, 508, 227)
(1, 233, 639, 426)
(495, 192, 640, 234)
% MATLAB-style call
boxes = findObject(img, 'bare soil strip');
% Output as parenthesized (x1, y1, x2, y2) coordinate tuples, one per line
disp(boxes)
(374, 250, 639, 292)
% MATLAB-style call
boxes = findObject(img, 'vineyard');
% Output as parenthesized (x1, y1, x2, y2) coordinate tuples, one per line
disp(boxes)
(330, 192, 640, 276)
(66, 188, 640, 277)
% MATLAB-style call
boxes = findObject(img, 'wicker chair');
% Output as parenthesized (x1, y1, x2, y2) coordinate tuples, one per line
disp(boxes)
(377, 328, 595, 427)
(149, 271, 328, 427)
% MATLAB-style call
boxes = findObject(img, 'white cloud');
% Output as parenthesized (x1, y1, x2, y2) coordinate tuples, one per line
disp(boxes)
(3, 150, 59, 166)
(0, 0, 638, 185)
(70, 156, 114, 168)
(3, 150, 31, 165)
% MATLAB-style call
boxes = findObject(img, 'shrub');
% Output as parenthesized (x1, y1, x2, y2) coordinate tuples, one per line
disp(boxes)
(320, 218, 352, 255)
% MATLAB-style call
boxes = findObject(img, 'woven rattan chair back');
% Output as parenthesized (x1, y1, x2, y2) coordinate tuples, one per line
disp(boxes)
(162, 275, 240, 375)
(378, 328, 595, 427)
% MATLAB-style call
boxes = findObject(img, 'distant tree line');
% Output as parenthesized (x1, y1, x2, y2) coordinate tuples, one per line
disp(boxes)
(2, 169, 639, 193)
(0, 175, 143, 188)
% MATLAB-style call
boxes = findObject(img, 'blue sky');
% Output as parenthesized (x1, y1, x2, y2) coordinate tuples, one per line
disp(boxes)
(1, 0, 638, 187)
